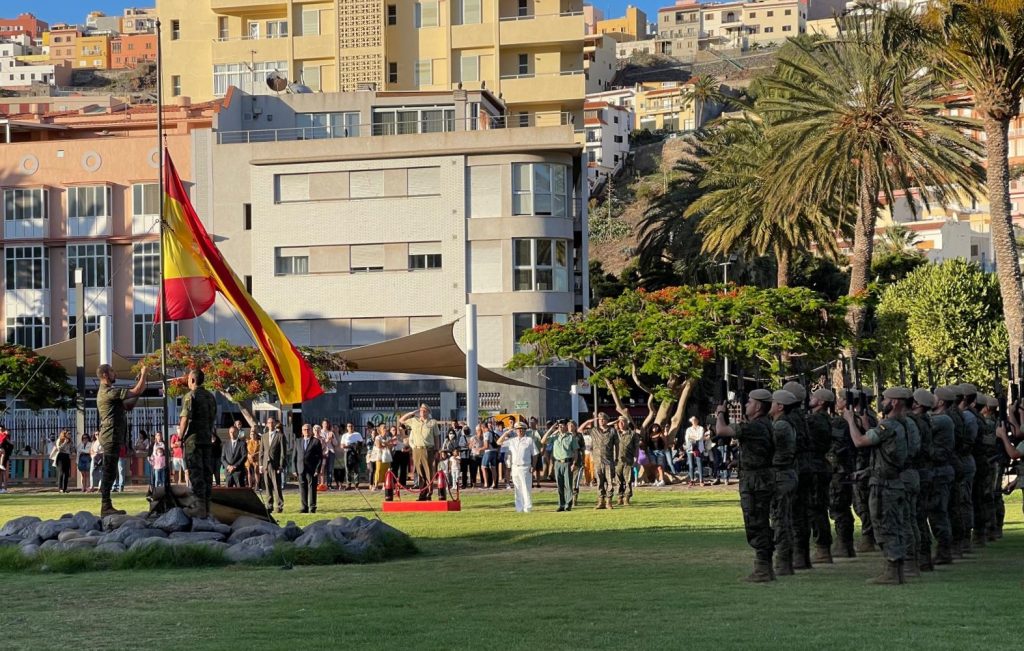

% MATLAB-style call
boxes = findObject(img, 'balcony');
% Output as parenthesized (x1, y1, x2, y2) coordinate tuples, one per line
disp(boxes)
(67, 215, 111, 238)
(452, 22, 493, 50)
(499, 69, 585, 105)
(499, 12, 585, 46)
(4, 217, 46, 239)
(67, 287, 110, 317)
(133, 213, 159, 236)
(293, 33, 333, 60)
(210, 0, 286, 13)
(4, 289, 49, 317)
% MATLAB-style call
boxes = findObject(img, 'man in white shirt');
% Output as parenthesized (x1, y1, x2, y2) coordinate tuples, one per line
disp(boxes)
(340, 423, 364, 489)
(499, 422, 538, 512)
(684, 416, 706, 485)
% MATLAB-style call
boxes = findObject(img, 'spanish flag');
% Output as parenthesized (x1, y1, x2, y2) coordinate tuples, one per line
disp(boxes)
(160, 151, 324, 404)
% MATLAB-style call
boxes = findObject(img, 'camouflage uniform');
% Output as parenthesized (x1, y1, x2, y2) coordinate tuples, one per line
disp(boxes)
(827, 414, 857, 557)
(96, 384, 129, 510)
(805, 409, 834, 560)
(947, 405, 967, 553)
(954, 406, 977, 552)
(928, 410, 956, 563)
(615, 427, 640, 503)
(181, 386, 218, 512)
(589, 425, 618, 506)
(907, 411, 935, 570)
(853, 409, 879, 552)
(770, 417, 798, 574)
(787, 408, 816, 569)
(866, 417, 909, 563)
(972, 411, 998, 544)
(734, 416, 776, 569)
(896, 415, 921, 574)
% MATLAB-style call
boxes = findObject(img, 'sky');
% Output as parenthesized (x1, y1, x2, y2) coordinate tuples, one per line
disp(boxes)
(591, 1, 680, 23)
(17, 1, 141, 25)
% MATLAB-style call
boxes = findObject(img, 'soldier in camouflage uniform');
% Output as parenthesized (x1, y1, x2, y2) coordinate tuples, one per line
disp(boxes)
(805, 388, 836, 564)
(954, 384, 979, 554)
(945, 385, 967, 556)
(894, 402, 921, 578)
(852, 389, 879, 553)
(908, 389, 936, 572)
(829, 390, 858, 558)
(715, 388, 777, 582)
(95, 363, 148, 517)
(782, 382, 814, 570)
(770, 390, 799, 577)
(846, 387, 910, 585)
(581, 413, 618, 510)
(929, 387, 957, 564)
(614, 416, 640, 506)
(972, 395, 999, 546)
(178, 369, 219, 519)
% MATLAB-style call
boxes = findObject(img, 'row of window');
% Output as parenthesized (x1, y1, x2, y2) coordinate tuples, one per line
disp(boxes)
(275, 248, 443, 276)
(3, 184, 158, 222)
(4, 243, 158, 291)
(5, 314, 176, 356)
(387, 0, 489, 28)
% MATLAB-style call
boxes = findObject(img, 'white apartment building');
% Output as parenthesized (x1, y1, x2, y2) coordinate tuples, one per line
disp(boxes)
(0, 38, 70, 88)
(192, 87, 588, 422)
(584, 101, 632, 186)
(587, 86, 638, 128)
(655, 0, 814, 59)
(585, 34, 618, 94)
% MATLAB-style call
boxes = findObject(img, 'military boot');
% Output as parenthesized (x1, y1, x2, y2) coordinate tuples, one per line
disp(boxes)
(903, 553, 920, 578)
(813, 545, 833, 564)
(625, 495, 632, 506)
(972, 528, 987, 548)
(855, 535, 876, 553)
(867, 559, 903, 585)
(606, 497, 614, 510)
(934, 544, 954, 565)
(793, 545, 813, 570)
(960, 538, 973, 555)
(919, 546, 934, 572)
(617, 495, 625, 506)
(744, 560, 774, 583)
(100, 501, 126, 518)
(833, 539, 856, 558)
(594, 498, 607, 510)
(774, 553, 795, 576)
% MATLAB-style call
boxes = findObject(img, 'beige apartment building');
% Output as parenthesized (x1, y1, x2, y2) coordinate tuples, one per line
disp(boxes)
(656, 0, 809, 59)
(158, 0, 585, 128)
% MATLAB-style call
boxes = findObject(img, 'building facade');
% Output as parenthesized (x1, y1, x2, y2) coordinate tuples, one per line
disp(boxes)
(584, 34, 616, 94)
(584, 101, 631, 186)
(0, 39, 71, 89)
(110, 33, 158, 69)
(634, 81, 698, 132)
(74, 34, 112, 70)
(122, 7, 160, 34)
(193, 86, 588, 420)
(46, 25, 82, 64)
(0, 13, 48, 40)
(596, 5, 647, 41)
(655, 0, 809, 59)
(157, 0, 585, 128)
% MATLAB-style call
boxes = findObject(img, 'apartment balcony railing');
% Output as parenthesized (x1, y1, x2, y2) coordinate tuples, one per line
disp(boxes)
(498, 10, 584, 21)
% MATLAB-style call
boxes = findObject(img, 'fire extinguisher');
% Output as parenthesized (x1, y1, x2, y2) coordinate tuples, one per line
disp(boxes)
(436, 469, 447, 501)
(384, 469, 396, 502)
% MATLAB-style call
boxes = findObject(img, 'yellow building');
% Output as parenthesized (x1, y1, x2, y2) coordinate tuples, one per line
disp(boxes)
(157, 0, 584, 127)
(634, 82, 697, 132)
(75, 34, 111, 69)
(596, 4, 646, 41)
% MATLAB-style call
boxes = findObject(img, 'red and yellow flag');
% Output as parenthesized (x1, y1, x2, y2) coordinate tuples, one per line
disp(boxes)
(160, 151, 324, 404)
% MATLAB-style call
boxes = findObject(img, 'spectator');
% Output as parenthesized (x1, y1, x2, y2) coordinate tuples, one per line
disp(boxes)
(321, 420, 337, 490)
(468, 425, 484, 488)
(497, 422, 512, 489)
(684, 416, 705, 486)
(170, 430, 185, 484)
(0, 426, 13, 493)
(210, 430, 223, 488)
(261, 416, 287, 513)
(294, 423, 322, 514)
(582, 425, 595, 486)
(456, 424, 471, 489)
(365, 426, 377, 488)
(77, 432, 93, 492)
(52, 429, 73, 493)
(391, 425, 410, 487)
(340, 422, 363, 489)
(246, 428, 262, 489)
(499, 422, 539, 512)
(222, 426, 246, 487)
(372, 424, 393, 490)
(150, 432, 167, 488)
(112, 439, 129, 493)
(399, 404, 440, 500)
(481, 422, 499, 489)
(647, 423, 672, 486)
(45, 433, 57, 461)
(89, 432, 103, 493)
(529, 419, 546, 488)
(134, 431, 151, 486)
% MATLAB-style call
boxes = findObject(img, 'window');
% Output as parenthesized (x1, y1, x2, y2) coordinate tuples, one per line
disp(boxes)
(518, 0, 529, 18)
(765, 27, 774, 33)
(614, 135, 623, 143)
(350, 244, 384, 272)
(249, 22, 260, 39)
(266, 20, 288, 38)
(67, 244, 110, 288)
(461, 0, 482, 24)
(218, 17, 228, 40)
(3, 188, 47, 220)
(171, 75, 181, 96)
(112, 41, 122, 53)
(785, 9, 792, 15)
(513, 239, 569, 292)
(518, 112, 529, 127)
(415, 1, 439, 28)
(408, 253, 441, 270)
(243, 203, 252, 230)
(5, 246, 48, 290)
(301, 10, 320, 36)
(460, 55, 479, 82)
(749, 12, 756, 18)
(387, 4, 398, 25)
(171, 19, 180, 40)
(67, 186, 111, 219)
(133, 242, 159, 286)
(782, 25, 791, 32)
(213, 60, 286, 96)
(512, 163, 568, 216)
(244, 275, 253, 294)
(518, 53, 529, 75)
(767, 11, 774, 17)
(132, 183, 159, 234)
(6, 316, 48, 349)
(388, 61, 398, 83)
(296, 111, 360, 138)
(513, 313, 567, 352)
(414, 59, 432, 85)
(302, 64, 321, 91)
(68, 315, 100, 339)
(133, 313, 177, 356)
(275, 248, 309, 275)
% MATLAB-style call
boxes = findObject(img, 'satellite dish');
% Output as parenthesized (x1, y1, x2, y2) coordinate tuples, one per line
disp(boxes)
(266, 71, 288, 93)
(287, 83, 313, 94)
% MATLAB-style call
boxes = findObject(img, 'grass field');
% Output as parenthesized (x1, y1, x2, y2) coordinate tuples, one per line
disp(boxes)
(1, 485, 1021, 650)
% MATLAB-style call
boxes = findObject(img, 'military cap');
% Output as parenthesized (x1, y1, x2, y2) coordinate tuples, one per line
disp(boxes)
(934, 386, 957, 402)
(988, 395, 1000, 408)
(773, 390, 799, 406)
(862, 387, 875, 398)
(782, 381, 807, 402)
(950, 384, 965, 398)
(883, 387, 912, 400)
(976, 393, 994, 408)
(912, 389, 935, 408)
(749, 388, 773, 402)
(513, 421, 526, 429)
(811, 388, 835, 403)
(958, 383, 978, 397)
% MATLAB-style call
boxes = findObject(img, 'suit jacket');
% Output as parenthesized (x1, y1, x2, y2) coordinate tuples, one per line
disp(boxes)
(294, 436, 323, 475)
(261, 429, 287, 471)
(222, 438, 247, 470)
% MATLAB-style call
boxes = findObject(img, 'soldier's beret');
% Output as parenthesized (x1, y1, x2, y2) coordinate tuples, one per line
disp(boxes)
(811, 388, 835, 403)
(782, 381, 807, 402)
(862, 387, 875, 398)
(975, 393, 993, 408)
(749, 388, 773, 402)
(958, 383, 977, 397)
(934, 386, 957, 402)
(883, 387, 912, 400)
(912, 389, 935, 408)
(988, 395, 1000, 408)
(950, 384, 965, 398)
(772, 390, 799, 406)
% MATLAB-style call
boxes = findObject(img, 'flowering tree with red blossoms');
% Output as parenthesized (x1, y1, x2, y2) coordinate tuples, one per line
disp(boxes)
(508, 285, 847, 435)
(136, 338, 343, 427)
(0, 343, 76, 410)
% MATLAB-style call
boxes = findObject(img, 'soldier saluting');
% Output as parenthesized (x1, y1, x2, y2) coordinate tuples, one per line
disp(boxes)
(178, 369, 218, 519)
(96, 363, 148, 517)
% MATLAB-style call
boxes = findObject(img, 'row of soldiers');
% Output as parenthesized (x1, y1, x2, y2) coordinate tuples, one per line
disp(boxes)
(715, 381, 1011, 584)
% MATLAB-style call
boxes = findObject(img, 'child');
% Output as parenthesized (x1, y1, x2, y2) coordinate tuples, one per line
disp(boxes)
(151, 445, 167, 488)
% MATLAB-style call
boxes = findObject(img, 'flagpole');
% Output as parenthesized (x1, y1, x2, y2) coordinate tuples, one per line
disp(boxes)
(156, 18, 169, 489)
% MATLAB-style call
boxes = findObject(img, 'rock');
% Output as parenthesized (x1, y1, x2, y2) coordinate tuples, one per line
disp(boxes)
(20, 544, 39, 558)
(229, 515, 271, 531)
(190, 540, 229, 553)
(39, 540, 72, 552)
(191, 517, 232, 536)
(152, 508, 191, 533)
(129, 537, 173, 551)
(96, 542, 127, 555)
(72, 511, 102, 532)
(225, 543, 271, 563)
(98, 526, 146, 545)
(102, 514, 144, 531)
(0, 535, 23, 547)
(33, 519, 75, 541)
(227, 523, 281, 544)
(59, 513, 74, 520)
(280, 522, 303, 542)
(354, 519, 405, 546)
(348, 516, 371, 529)
(18, 535, 42, 548)
(121, 528, 169, 549)
(169, 531, 226, 543)
(239, 533, 276, 548)
(293, 528, 331, 549)
(0, 516, 41, 537)
(328, 516, 352, 528)
(57, 530, 84, 543)
(342, 539, 371, 558)
(66, 538, 98, 548)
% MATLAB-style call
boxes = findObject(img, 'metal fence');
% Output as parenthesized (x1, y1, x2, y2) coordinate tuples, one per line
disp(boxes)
(0, 406, 178, 453)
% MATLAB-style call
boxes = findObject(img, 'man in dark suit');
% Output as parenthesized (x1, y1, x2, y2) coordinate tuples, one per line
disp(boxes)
(295, 423, 323, 513)
(222, 425, 247, 487)
(261, 417, 287, 513)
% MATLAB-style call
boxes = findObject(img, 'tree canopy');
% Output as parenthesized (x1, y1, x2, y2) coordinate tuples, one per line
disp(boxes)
(0, 343, 76, 411)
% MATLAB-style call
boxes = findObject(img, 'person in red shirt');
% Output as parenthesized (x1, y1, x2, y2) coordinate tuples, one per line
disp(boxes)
(170, 430, 185, 485)
(0, 426, 13, 493)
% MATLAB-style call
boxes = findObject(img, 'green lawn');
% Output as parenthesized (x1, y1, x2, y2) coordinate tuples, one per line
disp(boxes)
(1, 486, 1021, 650)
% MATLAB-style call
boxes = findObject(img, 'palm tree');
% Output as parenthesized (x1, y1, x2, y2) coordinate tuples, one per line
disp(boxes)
(759, 9, 985, 344)
(878, 223, 923, 255)
(686, 115, 848, 287)
(920, 0, 1024, 361)
(684, 75, 738, 128)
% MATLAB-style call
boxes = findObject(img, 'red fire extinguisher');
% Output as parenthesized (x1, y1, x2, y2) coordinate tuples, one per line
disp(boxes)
(384, 469, 396, 502)
(436, 469, 447, 501)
